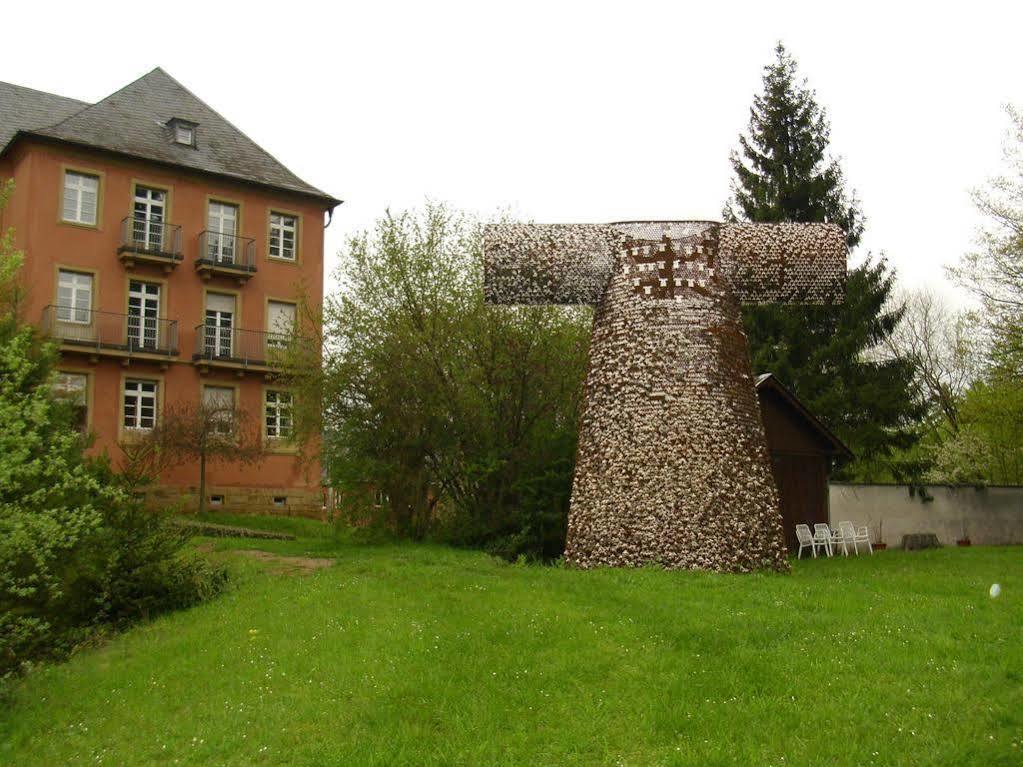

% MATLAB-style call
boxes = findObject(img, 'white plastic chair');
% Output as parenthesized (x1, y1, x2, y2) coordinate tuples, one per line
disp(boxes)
(838, 521, 873, 555)
(795, 524, 816, 559)
(819, 522, 847, 556)
(811, 523, 835, 557)
(810, 523, 842, 560)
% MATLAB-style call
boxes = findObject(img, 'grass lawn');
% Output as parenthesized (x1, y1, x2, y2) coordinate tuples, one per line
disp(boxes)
(1, 517, 1021, 766)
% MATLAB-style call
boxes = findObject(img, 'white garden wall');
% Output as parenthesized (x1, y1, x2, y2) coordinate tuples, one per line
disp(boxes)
(829, 483, 1023, 546)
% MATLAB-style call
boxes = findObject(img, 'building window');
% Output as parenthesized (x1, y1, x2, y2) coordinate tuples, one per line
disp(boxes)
(56, 269, 93, 323)
(123, 379, 158, 431)
(202, 385, 236, 435)
(207, 201, 238, 264)
(53, 372, 89, 434)
(265, 390, 293, 439)
(266, 300, 296, 349)
(268, 212, 297, 261)
(209, 494, 224, 506)
(132, 186, 166, 250)
(204, 292, 235, 358)
(128, 280, 161, 350)
(62, 171, 99, 225)
(169, 118, 197, 147)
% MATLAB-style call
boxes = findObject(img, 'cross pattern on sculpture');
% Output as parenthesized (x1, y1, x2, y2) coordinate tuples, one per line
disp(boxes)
(484, 220, 847, 572)
(628, 228, 719, 300)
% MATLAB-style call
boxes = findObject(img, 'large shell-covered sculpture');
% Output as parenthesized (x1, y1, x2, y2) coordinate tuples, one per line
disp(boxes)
(484, 220, 846, 572)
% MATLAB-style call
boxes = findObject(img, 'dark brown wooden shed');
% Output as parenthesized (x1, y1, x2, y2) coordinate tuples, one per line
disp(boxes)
(755, 373, 853, 552)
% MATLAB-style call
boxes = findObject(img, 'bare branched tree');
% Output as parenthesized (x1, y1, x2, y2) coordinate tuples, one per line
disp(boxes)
(949, 105, 1023, 377)
(120, 400, 266, 514)
(882, 288, 982, 432)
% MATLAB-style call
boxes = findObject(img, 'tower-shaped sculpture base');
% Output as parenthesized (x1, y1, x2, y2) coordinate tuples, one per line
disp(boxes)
(564, 222, 786, 572)
(484, 218, 846, 573)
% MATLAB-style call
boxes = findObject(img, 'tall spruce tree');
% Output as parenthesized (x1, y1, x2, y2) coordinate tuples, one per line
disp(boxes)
(727, 43, 921, 475)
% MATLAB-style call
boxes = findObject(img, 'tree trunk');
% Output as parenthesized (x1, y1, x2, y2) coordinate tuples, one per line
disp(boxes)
(199, 449, 207, 516)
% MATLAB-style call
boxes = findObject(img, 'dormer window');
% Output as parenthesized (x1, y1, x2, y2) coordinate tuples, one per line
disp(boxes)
(168, 118, 197, 147)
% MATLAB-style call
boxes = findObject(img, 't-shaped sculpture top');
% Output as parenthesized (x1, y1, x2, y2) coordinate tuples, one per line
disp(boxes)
(484, 221, 846, 307)
(483, 220, 847, 573)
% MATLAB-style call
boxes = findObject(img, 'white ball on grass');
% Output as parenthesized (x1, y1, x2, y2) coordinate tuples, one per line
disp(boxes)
(990, 583, 1001, 598)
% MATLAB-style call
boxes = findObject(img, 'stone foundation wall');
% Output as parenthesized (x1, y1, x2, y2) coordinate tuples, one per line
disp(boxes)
(143, 484, 325, 519)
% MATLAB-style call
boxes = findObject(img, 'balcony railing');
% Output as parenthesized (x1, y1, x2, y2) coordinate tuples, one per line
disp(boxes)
(196, 231, 257, 281)
(118, 215, 183, 265)
(41, 305, 179, 358)
(192, 323, 289, 369)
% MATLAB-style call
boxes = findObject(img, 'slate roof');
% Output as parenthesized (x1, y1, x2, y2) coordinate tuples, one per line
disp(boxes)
(1, 68, 339, 206)
(0, 81, 89, 154)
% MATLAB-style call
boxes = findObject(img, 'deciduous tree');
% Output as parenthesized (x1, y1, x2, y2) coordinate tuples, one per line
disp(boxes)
(298, 203, 591, 559)
(881, 289, 981, 433)
(122, 400, 265, 515)
(935, 107, 1023, 485)
(949, 105, 1023, 378)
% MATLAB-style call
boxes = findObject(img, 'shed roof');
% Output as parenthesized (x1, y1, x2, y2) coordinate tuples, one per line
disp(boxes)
(0, 68, 339, 207)
(755, 373, 853, 460)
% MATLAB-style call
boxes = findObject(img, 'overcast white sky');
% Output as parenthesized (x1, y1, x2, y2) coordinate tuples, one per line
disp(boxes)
(5, 1, 1021, 305)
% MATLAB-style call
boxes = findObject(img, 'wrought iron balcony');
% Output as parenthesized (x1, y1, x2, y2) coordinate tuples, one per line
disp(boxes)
(41, 305, 179, 362)
(192, 323, 289, 372)
(117, 215, 183, 269)
(196, 231, 257, 283)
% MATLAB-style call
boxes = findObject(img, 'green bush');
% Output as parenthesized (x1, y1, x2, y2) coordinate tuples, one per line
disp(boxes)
(61, 462, 229, 629)
(0, 327, 107, 671)
(0, 324, 226, 678)
(302, 205, 590, 560)
(0, 191, 227, 678)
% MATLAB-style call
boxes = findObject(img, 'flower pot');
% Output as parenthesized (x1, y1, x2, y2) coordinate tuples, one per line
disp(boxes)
(957, 539, 972, 547)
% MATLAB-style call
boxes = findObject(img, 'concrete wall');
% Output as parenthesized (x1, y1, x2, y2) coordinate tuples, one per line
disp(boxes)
(829, 483, 1023, 546)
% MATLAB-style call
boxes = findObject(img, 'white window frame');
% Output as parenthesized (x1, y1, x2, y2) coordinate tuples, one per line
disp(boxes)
(123, 379, 158, 431)
(265, 390, 293, 440)
(56, 270, 93, 324)
(127, 280, 161, 349)
(207, 201, 239, 264)
(132, 186, 166, 250)
(204, 292, 235, 358)
(202, 385, 236, 436)
(266, 300, 297, 350)
(268, 212, 297, 261)
(62, 171, 99, 225)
